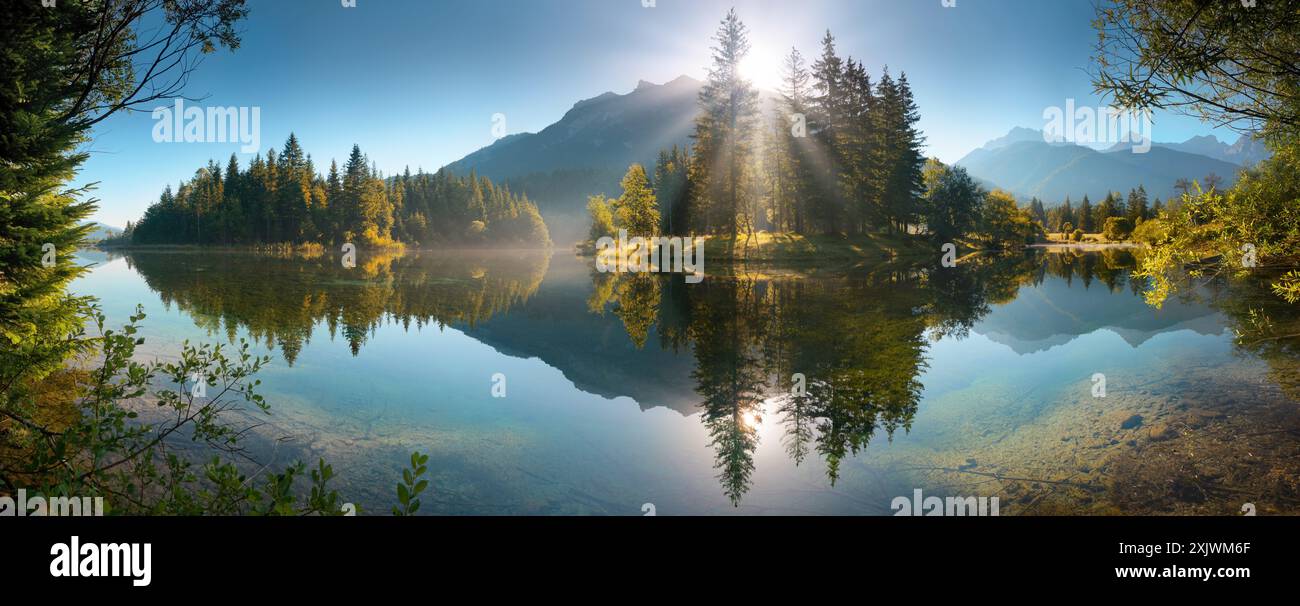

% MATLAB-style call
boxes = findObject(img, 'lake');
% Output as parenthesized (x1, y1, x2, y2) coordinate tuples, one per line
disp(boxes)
(69, 247, 1300, 515)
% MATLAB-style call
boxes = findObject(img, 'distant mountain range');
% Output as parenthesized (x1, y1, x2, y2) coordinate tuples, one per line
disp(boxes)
(81, 222, 122, 241)
(1104, 133, 1271, 166)
(956, 128, 1253, 206)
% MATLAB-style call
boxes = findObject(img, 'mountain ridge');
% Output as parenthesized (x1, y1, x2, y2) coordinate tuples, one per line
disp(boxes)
(444, 75, 784, 242)
(957, 128, 1246, 205)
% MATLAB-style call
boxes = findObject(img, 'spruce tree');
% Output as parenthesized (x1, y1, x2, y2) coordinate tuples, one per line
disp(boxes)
(691, 8, 760, 237)
(809, 30, 847, 233)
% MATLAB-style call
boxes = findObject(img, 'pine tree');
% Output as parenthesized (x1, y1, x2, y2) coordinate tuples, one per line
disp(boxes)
(654, 146, 692, 236)
(878, 71, 925, 234)
(222, 153, 244, 244)
(1095, 192, 1117, 227)
(840, 58, 874, 233)
(691, 8, 760, 238)
(775, 46, 815, 234)
(1127, 185, 1149, 222)
(808, 30, 847, 233)
(339, 144, 367, 242)
(326, 160, 344, 241)
(1060, 198, 1075, 233)
(1030, 198, 1047, 227)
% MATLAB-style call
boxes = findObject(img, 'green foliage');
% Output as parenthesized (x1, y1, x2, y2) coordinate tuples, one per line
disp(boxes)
(654, 147, 692, 236)
(1274, 271, 1300, 304)
(1130, 217, 1169, 245)
(1046, 198, 1075, 233)
(1095, 0, 1300, 307)
(1, 0, 246, 421)
(586, 194, 617, 242)
(921, 160, 984, 242)
(2, 306, 352, 514)
(393, 451, 430, 516)
(1071, 229, 1084, 242)
(1103, 216, 1133, 241)
(615, 164, 660, 236)
(1092, 0, 1300, 145)
(1137, 151, 1300, 307)
(980, 189, 1039, 247)
(1077, 197, 1094, 232)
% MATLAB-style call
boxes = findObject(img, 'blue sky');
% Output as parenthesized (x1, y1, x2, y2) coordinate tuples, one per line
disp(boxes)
(79, 0, 1237, 227)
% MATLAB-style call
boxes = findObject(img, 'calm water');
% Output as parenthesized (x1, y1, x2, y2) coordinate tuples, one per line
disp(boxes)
(70, 247, 1300, 515)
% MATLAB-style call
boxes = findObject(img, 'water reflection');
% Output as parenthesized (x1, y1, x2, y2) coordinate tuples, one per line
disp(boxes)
(587, 253, 1086, 505)
(109, 247, 1300, 512)
(114, 249, 548, 363)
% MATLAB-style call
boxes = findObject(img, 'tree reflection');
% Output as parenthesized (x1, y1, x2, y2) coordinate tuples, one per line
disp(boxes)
(589, 251, 1150, 505)
(118, 249, 548, 364)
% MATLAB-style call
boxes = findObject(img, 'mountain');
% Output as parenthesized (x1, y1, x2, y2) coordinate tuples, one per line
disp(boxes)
(978, 126, 1054, 151)
(445, 76, 704, 241)
(956, 129, 1243, 205)
(81, 221, 122, 241)
(1105, 133, 1271, 166)
(445, 76, 781, 243)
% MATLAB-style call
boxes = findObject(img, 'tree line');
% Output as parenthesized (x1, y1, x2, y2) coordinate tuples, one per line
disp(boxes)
(1029, 186, 1161, 235)
(124, 134, 550, 248)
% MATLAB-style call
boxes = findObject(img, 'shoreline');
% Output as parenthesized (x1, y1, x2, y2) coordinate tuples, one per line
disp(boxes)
(1031, 241, 1143, 251)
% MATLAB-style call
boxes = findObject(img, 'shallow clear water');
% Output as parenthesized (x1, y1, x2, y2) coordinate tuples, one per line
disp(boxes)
(69, 248, 1300, 515)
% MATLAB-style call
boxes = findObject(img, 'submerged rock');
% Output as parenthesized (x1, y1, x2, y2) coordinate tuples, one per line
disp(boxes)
(1120, 414, 1144, 430)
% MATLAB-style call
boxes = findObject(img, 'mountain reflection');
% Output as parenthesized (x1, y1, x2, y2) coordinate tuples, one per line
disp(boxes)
(587, 251, 1163, 505)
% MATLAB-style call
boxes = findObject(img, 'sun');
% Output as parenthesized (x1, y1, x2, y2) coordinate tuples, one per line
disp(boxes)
(738, 47, 784, 91)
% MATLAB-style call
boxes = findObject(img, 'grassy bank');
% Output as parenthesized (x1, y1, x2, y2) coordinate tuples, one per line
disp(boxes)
(581, 231, 1015, 267)
(701, 231, 938, 264)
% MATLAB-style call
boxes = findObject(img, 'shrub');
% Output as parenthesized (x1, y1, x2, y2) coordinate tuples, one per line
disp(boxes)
(1130, 217, 1169, 245)
(1071, 229, 1084, 242)
(1103, 216, 1134, 241)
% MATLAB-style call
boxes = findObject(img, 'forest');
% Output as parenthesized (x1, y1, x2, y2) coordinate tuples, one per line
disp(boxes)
(120, 135, 551, 248)
(587, 10, 1041, 251)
